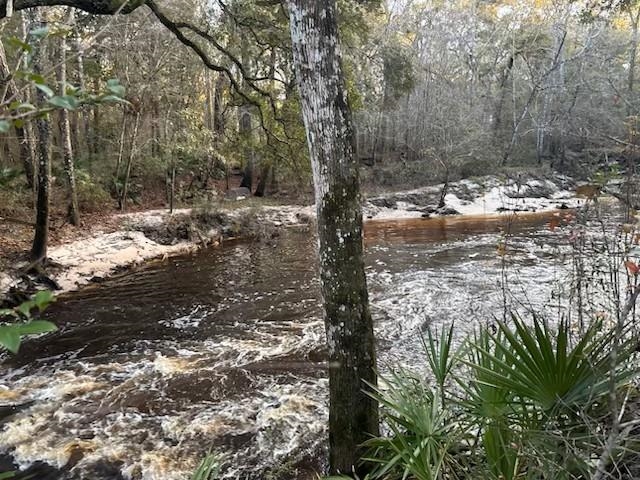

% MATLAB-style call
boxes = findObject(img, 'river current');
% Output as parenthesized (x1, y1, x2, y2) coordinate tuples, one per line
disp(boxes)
(0, 210, 589, 479)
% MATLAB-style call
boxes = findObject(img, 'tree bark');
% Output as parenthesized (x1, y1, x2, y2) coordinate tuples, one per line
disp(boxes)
(213, 72, 226, 136)
(74, 28, 91, 158)
(287, 1, 379, 475)
(238, 36, 254, 192)
(253, 163, 271, 197)
(58, 9, 80, 226)
(628, 6, 640, 116)
(29, 8, 50, 263)
(0, 38, 36, 190)
(238, 104, 253, 191)
(120, 111, 141, 212)
(0, 0, 145, 18)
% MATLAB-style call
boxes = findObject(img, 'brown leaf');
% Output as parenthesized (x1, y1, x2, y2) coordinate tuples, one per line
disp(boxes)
(625, 260, 639, 275)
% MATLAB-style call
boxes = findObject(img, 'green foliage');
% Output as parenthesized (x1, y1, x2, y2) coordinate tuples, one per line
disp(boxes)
(380, 42, 416, 106)
(363, 316, 640, 480)
(1, 26, 128, 134)
(365, 373, 462, 480)
(592, 164, 621, 188)
(75, 169, 112, 212)
(0, 167, 22, 187)
(191, 453, 220, 480)
(464, 316, 637, 415)
(0, 291, 57, 354)
(423, 323, 459, 401)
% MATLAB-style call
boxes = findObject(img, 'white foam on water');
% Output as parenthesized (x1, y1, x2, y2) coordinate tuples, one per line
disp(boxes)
(0, 205, 631, 479)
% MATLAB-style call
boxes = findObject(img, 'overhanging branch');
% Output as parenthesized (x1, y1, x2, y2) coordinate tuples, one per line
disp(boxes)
(0, 0, 145, 18)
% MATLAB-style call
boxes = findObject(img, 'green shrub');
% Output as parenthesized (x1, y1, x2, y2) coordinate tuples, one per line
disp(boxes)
(362, 316, 640, 480)
(75, 169, 113, 212)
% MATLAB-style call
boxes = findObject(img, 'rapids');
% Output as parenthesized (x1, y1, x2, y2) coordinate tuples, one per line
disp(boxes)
(0, 210, 587, 479)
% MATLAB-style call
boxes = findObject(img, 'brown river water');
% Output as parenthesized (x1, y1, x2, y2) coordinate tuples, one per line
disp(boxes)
(0, 210, 591, 479)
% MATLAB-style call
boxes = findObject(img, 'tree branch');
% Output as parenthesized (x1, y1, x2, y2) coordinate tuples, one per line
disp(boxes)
(0, 0, 145, 18)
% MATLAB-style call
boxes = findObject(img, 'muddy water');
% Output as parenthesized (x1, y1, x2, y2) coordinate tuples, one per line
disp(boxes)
(0, 211, 578, 479)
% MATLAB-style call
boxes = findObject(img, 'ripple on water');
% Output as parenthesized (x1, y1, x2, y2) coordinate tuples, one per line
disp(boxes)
(1, 211, 606, 479)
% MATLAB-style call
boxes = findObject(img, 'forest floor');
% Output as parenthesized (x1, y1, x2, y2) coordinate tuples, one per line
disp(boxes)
(0, 171, 586, 303)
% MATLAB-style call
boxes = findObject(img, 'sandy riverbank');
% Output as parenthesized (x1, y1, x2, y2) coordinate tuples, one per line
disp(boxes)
(1, 173, 585, 299)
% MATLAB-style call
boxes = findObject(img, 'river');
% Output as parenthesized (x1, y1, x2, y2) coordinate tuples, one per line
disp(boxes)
(0, 210, 586, 479)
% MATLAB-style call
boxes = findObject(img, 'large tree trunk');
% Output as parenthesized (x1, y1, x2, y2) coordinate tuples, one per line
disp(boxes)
(287, 1, 379, 475)
(29, 9, 51, 263)
(58, 9, 80, 226)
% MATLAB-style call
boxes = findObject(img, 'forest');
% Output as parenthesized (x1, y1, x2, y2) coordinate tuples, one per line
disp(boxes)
(1, 0, 640, 479)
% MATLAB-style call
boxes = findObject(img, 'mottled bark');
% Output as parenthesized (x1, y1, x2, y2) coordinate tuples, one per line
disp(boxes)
(29, 9, 50, 262)
(287, 1, 379, 475)
(58, 10, 80, 226)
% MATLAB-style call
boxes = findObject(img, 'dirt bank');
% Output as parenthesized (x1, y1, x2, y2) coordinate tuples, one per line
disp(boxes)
(1, 205, 314, 301)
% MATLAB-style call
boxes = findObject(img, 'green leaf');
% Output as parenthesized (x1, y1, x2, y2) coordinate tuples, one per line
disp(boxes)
(15, 102, 36, 111)
(17, 320, 57, 335)
(27, 73, 45, 84)
(0, 471, 16, 479)
(47, 95, 77, 110)
(106, 79, 125, 97)
(16, 300, 34, 318)
(33, 290, 55, 311)
(29, 26, 49, 39)
(64, 84, 79, 96)
(0, 120, 11, 133)
(100, 94, 129, 105)
(35, 83, 54, 98)
(7, 36, 32, 53)
(0, 326, 21, 354)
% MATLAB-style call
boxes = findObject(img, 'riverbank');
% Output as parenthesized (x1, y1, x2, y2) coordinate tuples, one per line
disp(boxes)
(0, 173, 584, 301)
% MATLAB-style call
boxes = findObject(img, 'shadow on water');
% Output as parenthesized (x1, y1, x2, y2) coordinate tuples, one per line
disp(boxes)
(0, 210, 573, 479)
